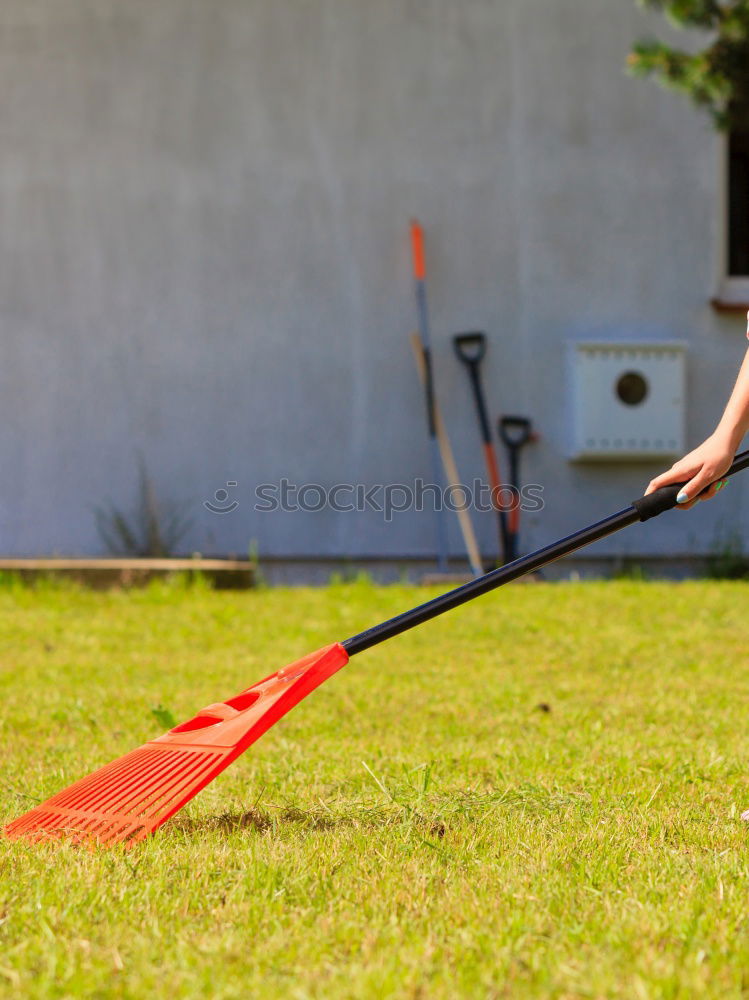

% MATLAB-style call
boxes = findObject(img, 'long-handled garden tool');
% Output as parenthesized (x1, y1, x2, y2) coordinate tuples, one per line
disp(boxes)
(6, 453, 748, 847)
(411, 220, 449, 573)
(410, 333, 483, 577)
(498, 415, 536, 562)
(453, 332, 509, 564)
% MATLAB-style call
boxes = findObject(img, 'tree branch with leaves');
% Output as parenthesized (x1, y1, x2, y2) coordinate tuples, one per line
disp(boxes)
(628, 0, 749, 130)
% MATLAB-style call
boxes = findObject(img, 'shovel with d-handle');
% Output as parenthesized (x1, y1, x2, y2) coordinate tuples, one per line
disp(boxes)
(498, 416, 536, 562)
(5, 450, 748, 847)
(453, 332, 510, 565)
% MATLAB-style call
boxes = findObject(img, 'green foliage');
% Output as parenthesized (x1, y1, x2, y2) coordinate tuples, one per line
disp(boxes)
(3, 581, 749, 996)
(150, 703, 177, 730)
(246, 538, 268, 589)
(629, 0, 749, 129)
(610, 560, 650, 581)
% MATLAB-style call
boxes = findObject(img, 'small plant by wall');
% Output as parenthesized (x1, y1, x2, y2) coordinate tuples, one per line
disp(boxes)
(95, 458, 192, 558)
(706, 527, 749, 578)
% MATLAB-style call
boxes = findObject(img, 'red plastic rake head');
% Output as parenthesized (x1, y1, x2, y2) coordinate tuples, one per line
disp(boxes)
(4, 643, 348, 847)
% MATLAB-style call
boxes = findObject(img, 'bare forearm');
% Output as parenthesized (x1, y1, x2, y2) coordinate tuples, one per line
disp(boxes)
(714, 345, 749, 451)
(645, 340, 749, 505)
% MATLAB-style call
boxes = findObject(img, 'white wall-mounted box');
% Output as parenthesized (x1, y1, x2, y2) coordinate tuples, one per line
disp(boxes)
(569, 341, 686, 462)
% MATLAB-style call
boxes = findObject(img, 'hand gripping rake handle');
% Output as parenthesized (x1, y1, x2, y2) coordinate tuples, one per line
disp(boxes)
(342, 449, 749, 655)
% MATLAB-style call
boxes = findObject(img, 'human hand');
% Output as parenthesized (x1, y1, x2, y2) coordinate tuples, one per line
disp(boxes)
(644, 434, 734, 510)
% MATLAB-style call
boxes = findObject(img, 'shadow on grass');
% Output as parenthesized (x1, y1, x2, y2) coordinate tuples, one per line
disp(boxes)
(171, 806, 447, 839)
(172, 807, 349, 835)
(167, 783, 585, 842)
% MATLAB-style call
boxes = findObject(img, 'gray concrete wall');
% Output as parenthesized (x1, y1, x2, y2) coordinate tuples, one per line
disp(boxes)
(0, 0, 746, 569)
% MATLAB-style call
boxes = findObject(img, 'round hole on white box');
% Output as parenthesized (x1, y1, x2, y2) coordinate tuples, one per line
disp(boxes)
(616, 371, 649, 407)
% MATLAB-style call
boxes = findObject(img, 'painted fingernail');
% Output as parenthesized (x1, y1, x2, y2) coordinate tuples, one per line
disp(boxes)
(676, 490, 689, 504)
(716, 480, 728, 492)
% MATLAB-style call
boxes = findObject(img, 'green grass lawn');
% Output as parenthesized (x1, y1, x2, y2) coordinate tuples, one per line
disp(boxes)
(2, 577, 749, 998)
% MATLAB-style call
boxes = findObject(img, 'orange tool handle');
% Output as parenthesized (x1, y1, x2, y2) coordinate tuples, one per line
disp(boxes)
(410, 219, 426, 281)
(483, 443, 502, 498)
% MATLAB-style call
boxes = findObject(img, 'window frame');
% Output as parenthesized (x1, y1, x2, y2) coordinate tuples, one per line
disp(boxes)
(714, 130, 749, 310)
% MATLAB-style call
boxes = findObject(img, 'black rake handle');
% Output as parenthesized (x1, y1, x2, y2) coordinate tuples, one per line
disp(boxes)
(342, 448, 749, 656)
